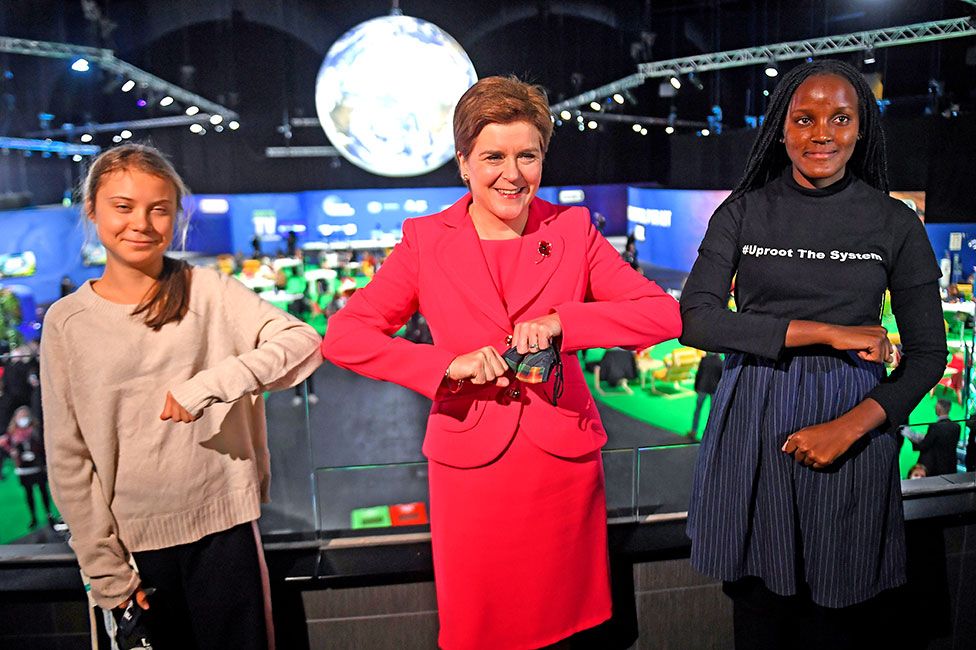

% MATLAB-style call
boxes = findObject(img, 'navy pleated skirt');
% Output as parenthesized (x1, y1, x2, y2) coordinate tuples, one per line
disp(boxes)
(687, 349, 906, 608)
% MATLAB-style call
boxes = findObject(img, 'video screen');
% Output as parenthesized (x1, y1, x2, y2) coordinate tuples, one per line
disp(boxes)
(0, 251, 36, 278)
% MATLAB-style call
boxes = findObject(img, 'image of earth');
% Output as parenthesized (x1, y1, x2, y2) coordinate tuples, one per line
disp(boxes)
(315, 15, 478, 178)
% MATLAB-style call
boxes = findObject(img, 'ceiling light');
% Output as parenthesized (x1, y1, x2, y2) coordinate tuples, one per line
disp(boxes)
(228, 121, 240, 130)
(764, 60, 779, 78)
(70, 58, 90, 73)
(121, 80, 136, 92)
(612, 93, 625, 104)
(665, 126, 675, 135)
(189, 123, 204, 134)
(80, 133, 93, 143)
(589, 101, 601, 111)
(560, 110, 571, 120)
(120, 130, 132, 139)
(587, 120, 598, 130)
(632, 123, 642, 132)
(209, 114, 223, 125)
(159, 96, 174, 107)
(185, 105, 200, 116)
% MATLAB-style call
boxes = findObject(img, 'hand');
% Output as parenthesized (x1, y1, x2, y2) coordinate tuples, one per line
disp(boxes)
(447, 346, 510, 387)
(825, 325, 893, 364)
(782, 420, 859, 469)
(511, 313, 562, 354)
(159, 392, 197, 423)
(117, 586, 151, 611)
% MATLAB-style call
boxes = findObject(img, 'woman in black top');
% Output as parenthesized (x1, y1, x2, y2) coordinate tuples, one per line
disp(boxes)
(681, 60, 946, 648)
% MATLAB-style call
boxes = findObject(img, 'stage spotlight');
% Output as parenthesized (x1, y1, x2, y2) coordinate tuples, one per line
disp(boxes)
(80, 133, 93, 143)
(669, 73, 682, 90)
(185, 105, 200, 116)
(640, 128, 647, 136)
(214, 125, 224, 132)
(189, 123, 204, 134)
(612, 93, 624, 104)
(589, 101, 601, 111)
(863, 48, 876, 65)
(665, 125, 675, 135)
(764, 60, 779, 77)
(228, 120, 240, 130)
(112, 135, 122, 143)
(136, 98, 148, 108)
(763, 89, 770, 97)
(121, 79, 136, 92)
(159, 96, 174, 107)
(209, 114, 223, 125)
(587, 120, 597, 130)
(701, 128, 711, 136)
(688, 72, 704, 91)
(577, 115, 584, 123)
(120, 130, 132, 139)
(577, 123, 585, 132)
(72, 154, 83, 162)
(560, 110, 571, 120)
(70, 58, 90, 73)
(632, 123, 642, 132)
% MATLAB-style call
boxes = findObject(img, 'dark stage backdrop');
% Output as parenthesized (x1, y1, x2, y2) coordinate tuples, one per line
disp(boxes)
(669, 115, 976, 222)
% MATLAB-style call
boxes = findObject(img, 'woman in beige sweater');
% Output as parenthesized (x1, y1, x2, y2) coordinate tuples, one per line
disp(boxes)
(41, 144, 322, 649)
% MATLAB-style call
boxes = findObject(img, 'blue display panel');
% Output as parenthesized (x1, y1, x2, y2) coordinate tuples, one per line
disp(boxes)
(627, 187, 730, 273)
(0, 206, 101, 305)
(300, 186, 466, 243)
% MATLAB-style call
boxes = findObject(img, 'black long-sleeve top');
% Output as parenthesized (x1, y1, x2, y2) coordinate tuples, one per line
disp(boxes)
(680, 169, 947, 427)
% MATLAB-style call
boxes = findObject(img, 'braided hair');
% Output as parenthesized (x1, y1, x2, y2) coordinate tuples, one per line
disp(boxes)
(719, 59, 888, 209)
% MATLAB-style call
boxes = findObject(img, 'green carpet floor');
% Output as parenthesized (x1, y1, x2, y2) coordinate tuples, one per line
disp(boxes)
(0, 459, 59, 543)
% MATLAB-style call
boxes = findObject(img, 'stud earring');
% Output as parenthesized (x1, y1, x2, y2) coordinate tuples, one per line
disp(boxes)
(462, 174, 469, 182)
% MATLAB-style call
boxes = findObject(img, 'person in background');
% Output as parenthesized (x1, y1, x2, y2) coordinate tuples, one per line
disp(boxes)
(59, 275, 77, 298)
(900, 399, 960, 476)
(907, 463, 928, 479)
(680, 60, 946, 649)
(689, 351, 723, 439)
(322, 76, 682, 650)
(42, 143, 321, 649)
(622, 233, 640, 271)
(0, 405, 54, 529)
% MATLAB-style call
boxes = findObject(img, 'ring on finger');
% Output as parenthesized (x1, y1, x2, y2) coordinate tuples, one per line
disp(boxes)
(529, 342, 539, 350)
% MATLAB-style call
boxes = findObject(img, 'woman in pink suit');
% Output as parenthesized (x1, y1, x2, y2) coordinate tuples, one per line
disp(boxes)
(322, 76, 681, 649)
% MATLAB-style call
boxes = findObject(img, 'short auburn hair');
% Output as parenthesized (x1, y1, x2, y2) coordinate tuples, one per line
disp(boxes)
(453, 76, 554, 159)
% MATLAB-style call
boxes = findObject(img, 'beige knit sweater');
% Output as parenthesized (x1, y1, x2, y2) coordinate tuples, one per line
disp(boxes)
(40, 265, 322, 608)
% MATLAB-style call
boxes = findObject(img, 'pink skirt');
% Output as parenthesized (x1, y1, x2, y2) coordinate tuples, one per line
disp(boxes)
(428, 428, 612, 650)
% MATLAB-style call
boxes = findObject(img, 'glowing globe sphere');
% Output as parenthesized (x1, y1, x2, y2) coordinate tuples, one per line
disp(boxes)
(315, 15, 478, 177)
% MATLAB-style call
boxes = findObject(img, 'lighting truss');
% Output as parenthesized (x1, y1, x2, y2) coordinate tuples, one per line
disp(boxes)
(26, 115, 213, 138)
(265, 146, 340, 158)
(575, 111, 708, 128)
(0, 35, 239, 127)
(0, 136, 100, 156)
(551, 16, 976, 113)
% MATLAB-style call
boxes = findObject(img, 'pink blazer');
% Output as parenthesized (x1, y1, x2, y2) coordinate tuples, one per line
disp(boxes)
(321, 195, 682, 468)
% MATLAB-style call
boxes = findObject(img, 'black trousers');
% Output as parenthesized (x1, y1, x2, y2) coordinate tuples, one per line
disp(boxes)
(724, 577, 901, 650)
(130, 521, 270, 650)
(18, 471, 52, 524)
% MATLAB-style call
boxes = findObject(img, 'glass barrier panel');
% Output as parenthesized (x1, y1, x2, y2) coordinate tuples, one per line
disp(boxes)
(636, 443, 699, 518)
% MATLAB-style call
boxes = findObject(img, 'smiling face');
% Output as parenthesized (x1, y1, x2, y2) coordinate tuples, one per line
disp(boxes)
(88, 168, 177, 275)
(457, 121, 544, 235)
(783, 73, 860, 189)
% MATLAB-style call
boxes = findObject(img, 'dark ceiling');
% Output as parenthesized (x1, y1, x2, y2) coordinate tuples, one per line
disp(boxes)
(0, 0, 974, 203)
